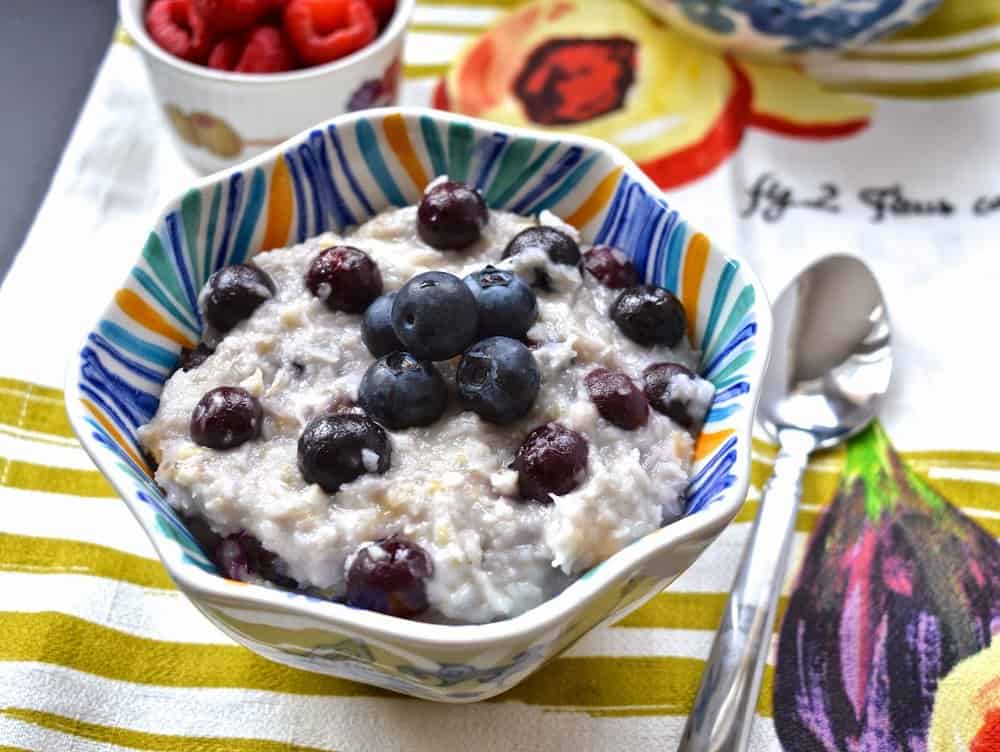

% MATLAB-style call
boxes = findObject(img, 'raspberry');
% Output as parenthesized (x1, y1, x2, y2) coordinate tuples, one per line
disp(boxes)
(284, 0, 377, 66)
(193, 0, 273, 32)
(207, 35, 242, 69)
(239, 27, 296, 71)
(146, 0, 214, 63)
(362, 0, 396, 27)
(208, 26, 296, 72)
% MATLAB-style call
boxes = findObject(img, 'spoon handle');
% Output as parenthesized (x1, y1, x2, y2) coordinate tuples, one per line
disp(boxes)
(678, 427, 816, 752)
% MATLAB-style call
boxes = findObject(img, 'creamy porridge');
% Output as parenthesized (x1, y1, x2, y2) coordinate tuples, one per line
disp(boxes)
(139, 179, 714, 624)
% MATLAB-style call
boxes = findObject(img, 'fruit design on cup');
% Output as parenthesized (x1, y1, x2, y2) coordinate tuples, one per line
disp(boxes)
(144, 0, 397, 72)
(440, 0, 876, 189)
(166, 104, 243, 157)
(347, 57, 401, 111)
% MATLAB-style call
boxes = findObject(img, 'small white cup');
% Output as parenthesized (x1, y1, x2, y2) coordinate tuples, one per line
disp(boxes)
(119, 0, 415, 173)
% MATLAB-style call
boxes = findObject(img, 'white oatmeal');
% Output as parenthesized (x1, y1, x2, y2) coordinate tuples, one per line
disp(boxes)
(139, 206, 713, 624)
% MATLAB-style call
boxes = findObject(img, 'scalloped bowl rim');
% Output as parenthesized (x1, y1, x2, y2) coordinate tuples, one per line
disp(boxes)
(65, 107, 771, 650)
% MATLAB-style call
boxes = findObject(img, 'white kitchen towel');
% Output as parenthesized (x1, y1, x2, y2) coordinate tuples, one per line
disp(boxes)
(1, 2, 998, 751)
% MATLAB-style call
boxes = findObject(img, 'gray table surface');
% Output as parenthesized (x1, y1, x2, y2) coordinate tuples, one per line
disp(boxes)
(1, 1, 118, 284)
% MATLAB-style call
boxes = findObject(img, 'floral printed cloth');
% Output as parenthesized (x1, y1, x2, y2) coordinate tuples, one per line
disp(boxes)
(1, 1, 998, 750)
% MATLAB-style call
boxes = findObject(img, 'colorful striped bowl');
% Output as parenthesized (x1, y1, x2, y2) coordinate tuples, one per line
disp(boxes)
(65, 107, 771, 702)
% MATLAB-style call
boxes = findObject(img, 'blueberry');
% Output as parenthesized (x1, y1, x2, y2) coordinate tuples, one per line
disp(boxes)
(392, 271, 478, 361)
(214, 531, 297, 589)
(582, 245, 639, 288)
(456, 337, 541, 424)
(199, 264, 276, 334)
(463, 266, 538, 340)
(511, 423, 589, 503)
(361, 292, 403, 357)
(502, 226, 581, 266)
(179, 342, 214, 372)
(643, 362, 702, 431)
(611, 285, 687, 347)
(298, 413, 391, 493)
(190, 387, 263, 450)
(358, 353, 448, 429)
(187, 516, 295, 588)
(346, 535, 433, 618)
(181, 512, 222, 553)
(417, 180, 488, 251)
(306, 245, 382, 314)
(584, 367, 648, 430)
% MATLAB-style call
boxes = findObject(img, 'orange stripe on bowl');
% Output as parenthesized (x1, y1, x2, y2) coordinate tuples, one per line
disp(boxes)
(82, 398, 151, 477)
(695, 429, 735, 462)
(681, 233, 710, 345)
(114, 289, 195, 350)
(566, 166, 622, 229)
(261, 155, 293, 251)
(383, 113, 429, 192)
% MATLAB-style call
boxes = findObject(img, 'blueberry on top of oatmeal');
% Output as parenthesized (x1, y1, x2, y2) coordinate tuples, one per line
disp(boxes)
(611, 284, 687, 347)
(305, 245, 383, 314)
(359, 352, 448, 429)
(190, 386, 263, 450)
(502, 226, 581, 267)
(463, 265, 538, 340)
(643, 362, 705, 432)
(199, 264, 276, 333)
(417, 180, 488, 251)
(457, 336, 541, 425)
(582, 244, 639, 289)
(298, 413, 391, 494)
(512, 423, 589, 504)
(361, 292, 403, 358)
(391, 271, 479, 361)
(346, 535, 433, 618)
(585, 367, 649, 431)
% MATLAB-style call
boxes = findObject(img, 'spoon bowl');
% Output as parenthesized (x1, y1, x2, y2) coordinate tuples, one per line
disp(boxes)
(760, 254, 892, 449)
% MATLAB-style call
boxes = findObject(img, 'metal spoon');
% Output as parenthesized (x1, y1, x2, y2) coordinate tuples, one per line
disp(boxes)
(678, 254, 892, 752)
